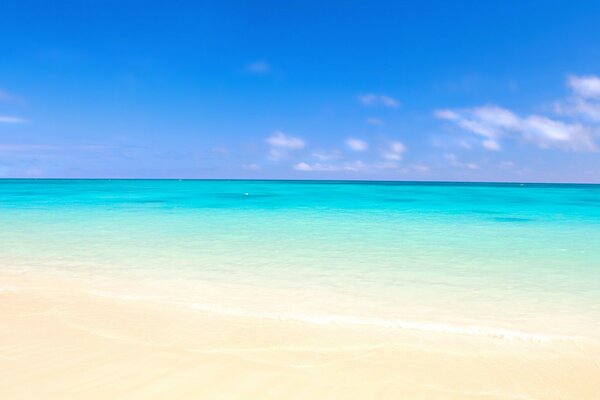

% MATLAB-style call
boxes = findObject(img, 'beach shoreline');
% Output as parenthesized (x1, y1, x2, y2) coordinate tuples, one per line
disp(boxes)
(2, 270, 599, 400)
(2, 180, 600, 398)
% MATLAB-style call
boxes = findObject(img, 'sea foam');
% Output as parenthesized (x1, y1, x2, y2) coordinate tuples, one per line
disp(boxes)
(188, 302, 567, 343)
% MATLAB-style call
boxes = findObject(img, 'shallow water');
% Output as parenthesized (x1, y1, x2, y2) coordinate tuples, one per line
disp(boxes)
(1, 179, 600, 340)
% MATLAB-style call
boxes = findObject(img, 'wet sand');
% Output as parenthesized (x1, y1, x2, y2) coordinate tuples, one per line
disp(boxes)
(1, 272, 599, 399)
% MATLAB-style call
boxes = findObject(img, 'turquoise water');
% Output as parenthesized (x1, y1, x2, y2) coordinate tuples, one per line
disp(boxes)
(1, 179, 600, 339)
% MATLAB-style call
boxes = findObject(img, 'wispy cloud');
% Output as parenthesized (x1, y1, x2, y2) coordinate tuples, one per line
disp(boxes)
(556, 74, 600, 121)
(482, 139, 500, 150)
(312, 149, 341, 161)
(295, 139, 409, 173)
(435, 104, 596, 152)
(293, 160, 367, 172)
(266, 130, 305, 160)
(444, 153, 479, 170)
(560, 98, 600, 121)
(358, 94, 400, 108)
(438, 76, 600, 152)
(568, 75, 600, 99)
(247, 60, 271, 74)
(266, 131, 305, 149)
(381, 141, 407, 160)
(345, 138, 368, 151)
(294, 158, 413, 173)
(0, 115, 28, 124)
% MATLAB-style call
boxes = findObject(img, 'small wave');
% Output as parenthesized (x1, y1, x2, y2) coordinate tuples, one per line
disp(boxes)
(188, 303, 567, 343)
(84, 290, 571, 343)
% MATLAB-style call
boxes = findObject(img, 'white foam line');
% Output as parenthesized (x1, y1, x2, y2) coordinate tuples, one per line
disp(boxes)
(84, 290, 571, 343)
(189, 303, 569, 343)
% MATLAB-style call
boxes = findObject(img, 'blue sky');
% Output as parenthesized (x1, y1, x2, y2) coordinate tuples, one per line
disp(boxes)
(1, 1, 600, 182)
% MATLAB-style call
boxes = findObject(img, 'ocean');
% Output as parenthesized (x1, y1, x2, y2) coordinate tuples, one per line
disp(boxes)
(2, 179, 599, 342)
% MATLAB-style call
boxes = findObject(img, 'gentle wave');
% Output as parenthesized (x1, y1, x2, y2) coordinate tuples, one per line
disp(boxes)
(87, 289, 571, 343)
(188, 303, 568, 343)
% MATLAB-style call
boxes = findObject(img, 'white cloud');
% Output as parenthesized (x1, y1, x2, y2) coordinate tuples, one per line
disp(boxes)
(358, 94, 377, 105)
(247, 60, 271, 74)
(382, 152, 402, 161)
(482, 139, 500, 150)
(391, 141, 406, 153)
(568, 75, 600, 99)
(435, 104, 596, 151)
(345, 138, 368, 151)
(436, 106, 520, 140)
(266, 131, 305, 149)
(293, 160, 367, 172)
(0, 115, 28, 124)
(434, 109, 458, 120)
(339, 161, 367, 171)
(522, 115, 594, 150)
(444, 153, 479, 170)
(380, 95, 399, 107)
(366, 117, 384, 125)
(561, 98, 600, 121)
(266, 131, 305, 160)
(293, 162, 312, 171)
(293, 157, 416, 173)
(381, 141, 407, 160)
(556, 75, 600, 121)
(358, 94, 400, 108)
(312, 149, 341, 161)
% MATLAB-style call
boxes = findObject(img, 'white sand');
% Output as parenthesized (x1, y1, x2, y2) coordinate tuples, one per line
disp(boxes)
(1, 272, 599, 399)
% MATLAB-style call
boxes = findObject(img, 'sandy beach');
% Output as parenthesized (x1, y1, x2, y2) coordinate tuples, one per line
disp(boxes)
(2, 271, 599, 400)
(2, 180, 600, 399)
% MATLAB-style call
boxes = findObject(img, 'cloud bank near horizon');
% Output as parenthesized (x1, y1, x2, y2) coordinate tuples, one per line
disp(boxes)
(2, 76, 600, 182)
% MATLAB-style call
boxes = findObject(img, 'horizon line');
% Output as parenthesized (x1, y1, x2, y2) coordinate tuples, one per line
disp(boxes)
(0, 177, 599, 186)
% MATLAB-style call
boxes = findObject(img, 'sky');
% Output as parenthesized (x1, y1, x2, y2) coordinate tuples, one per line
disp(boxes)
(1, 1, 600, 182)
